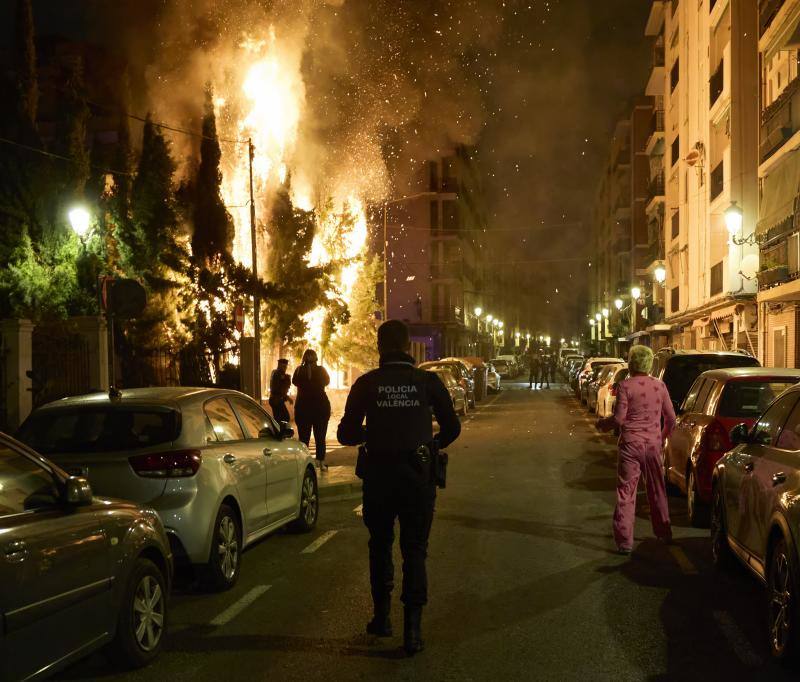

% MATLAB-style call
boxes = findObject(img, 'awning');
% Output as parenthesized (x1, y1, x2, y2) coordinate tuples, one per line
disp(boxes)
(757, 151, 800, 236)
(692, 317, 708, 329)
(709, 303, 737, 321)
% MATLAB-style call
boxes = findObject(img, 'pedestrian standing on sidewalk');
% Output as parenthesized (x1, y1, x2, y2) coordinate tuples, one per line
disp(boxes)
(337, 320, 461, 656)
(538, 353, 551, 389)
(529, 352, 540, 389)
(292, 349, 331, 472)
(597, 344, 676, 554)
(268, 358, 293, 424)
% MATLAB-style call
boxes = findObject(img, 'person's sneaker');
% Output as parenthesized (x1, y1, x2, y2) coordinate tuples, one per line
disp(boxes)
(617, 546, 632, 555)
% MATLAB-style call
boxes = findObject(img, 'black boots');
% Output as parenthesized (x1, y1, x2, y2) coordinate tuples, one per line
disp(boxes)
(366, 595, 392, 637)
(403, 606, 424, 656)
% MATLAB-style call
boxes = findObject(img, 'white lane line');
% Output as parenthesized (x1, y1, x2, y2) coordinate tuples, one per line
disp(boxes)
(668, 545, 699, 574)
(301, 529, 339, 554)
(713, 611, 763, 667)
(210, 584, 271, 626)
(353, 503, 363, 516)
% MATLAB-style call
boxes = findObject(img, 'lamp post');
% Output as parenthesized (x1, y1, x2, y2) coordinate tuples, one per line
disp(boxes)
(654, 266, 666, 284)
(589, 318, 596, 342)
(68, 206, 91, 239)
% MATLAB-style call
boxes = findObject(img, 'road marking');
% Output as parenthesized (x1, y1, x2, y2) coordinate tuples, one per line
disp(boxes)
(713, 611, 763, 667)
(301, 529, 339, 554)
(210, 584, 271, 626)
(353, 503, 363, 516)
(668, 545, 698, 574)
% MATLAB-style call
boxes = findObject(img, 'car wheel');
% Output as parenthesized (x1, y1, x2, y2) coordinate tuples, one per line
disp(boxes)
(710, 483, 734, 570)
(768, 537, 800, 662)
(111, 557, 167, 669)
(204, 504, 241, 591)
(687, 468, 709, 528)
(289, 468, 319, 533)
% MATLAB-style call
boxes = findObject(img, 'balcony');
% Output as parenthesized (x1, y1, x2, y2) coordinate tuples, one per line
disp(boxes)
(760, 0, 787, 37)
(645, 110, 665, 155)
(647, 172, 665, 202)
(646, 40, 666, 96)
(431, 304, 461, 324)
(709, 60, 724, 107)
(710, 161, 724, 202)
(614, 146, 631, 169)
(761, 76, 800, 163)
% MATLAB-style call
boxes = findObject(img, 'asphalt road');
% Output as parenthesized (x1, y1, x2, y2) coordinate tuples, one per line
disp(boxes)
(57, 381, 797, 681)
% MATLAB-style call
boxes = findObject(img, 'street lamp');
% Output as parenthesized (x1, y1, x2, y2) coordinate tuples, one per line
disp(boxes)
(614, 298, 623, 310)
(725, 201, 743, 236)
(560, 337, 566, 344)
(68, 206, 91, 238)
(630, 286, 641, 301)
(654, 266, 666, 284)
(474, 307, 482, 317)
(602, 308, 609, 318)
(486, 314, 493, 323)
(594, 312, 602, 322)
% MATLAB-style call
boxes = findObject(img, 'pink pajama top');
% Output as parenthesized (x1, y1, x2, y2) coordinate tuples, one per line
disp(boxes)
(612, 375, 676, 445)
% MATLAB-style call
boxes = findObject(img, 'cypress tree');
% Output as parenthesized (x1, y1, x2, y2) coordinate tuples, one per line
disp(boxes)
(13, 0, 38, 131)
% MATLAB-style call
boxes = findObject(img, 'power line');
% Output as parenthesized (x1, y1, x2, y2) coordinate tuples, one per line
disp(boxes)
(0, 135, 134, 176)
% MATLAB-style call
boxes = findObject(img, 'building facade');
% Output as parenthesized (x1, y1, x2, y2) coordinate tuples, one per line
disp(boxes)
(756, 0, 800, 367)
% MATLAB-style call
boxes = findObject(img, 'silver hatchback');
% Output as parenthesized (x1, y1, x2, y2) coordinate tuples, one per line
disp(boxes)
(18, 387, 319, 591)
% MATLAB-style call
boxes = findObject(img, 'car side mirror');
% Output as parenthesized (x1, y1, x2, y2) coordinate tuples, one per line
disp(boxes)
(64, 476, 93, 506)
(279, 421, 294, 439)
(730, 423, 750, 446)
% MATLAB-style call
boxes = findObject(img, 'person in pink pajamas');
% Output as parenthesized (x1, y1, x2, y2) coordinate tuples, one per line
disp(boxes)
(597, 345, 676, 554)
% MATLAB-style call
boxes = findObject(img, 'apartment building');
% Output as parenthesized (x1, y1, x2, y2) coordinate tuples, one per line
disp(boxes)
(756, 0, 800, 367)
(382, 146, 493, 360)
(644, 0, 760, 353)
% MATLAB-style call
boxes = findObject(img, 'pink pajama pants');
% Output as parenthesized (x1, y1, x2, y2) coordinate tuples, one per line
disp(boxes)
(613, 439, 671, 550)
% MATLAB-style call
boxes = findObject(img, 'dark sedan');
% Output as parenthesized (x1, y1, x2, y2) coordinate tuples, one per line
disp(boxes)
(0, 432, 172, 680)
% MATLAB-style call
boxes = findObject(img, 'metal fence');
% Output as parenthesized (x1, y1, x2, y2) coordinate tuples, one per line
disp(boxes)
(30, 324, 91, 408)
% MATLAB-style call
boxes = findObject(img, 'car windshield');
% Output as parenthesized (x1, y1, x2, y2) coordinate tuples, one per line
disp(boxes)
(662, 355, 759, 404)
(18, 406, 180, 454)
(717, 380, 799, 419)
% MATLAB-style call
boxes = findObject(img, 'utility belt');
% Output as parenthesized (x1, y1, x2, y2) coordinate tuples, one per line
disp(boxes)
(356, 443, 448, 489)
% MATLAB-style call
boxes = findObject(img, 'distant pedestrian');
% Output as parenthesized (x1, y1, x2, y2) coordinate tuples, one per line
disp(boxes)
(538, 354, 550, 389)
(268, 358, 293, 424)
(597, 345, 676, 554)
(292, 349, 331, 471)
(529, 352, 541, 389)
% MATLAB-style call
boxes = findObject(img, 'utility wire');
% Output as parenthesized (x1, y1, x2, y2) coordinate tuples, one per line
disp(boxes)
(0, 135, 134, 176)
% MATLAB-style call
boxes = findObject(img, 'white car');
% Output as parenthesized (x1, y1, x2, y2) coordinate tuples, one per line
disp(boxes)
(596, 364, 628, 418)
(486, 363, 501, 393)
(496, 354, 519, 377)
(18, 387, 319, 591)
(559, 348, 581, 367)
(576, 357, 625, 403)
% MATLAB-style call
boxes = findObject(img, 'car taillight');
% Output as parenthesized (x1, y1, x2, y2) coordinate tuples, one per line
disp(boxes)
(705, 420, 730, 454)
(129, 449, 202, 478)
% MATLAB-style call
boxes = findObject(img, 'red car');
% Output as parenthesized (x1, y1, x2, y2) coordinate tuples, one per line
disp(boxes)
(664, 367, 800, 527)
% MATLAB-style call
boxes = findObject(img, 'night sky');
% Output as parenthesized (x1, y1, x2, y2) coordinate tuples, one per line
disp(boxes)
(2, 0, 650, 336)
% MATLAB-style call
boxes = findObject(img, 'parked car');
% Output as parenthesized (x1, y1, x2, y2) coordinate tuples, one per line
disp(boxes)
(561, 354, 584, 377)
(420, 360, 476, 407)
(665, 367, 800, 527)
(491, 358, 514, 379)
(17, 387, 319, 592)
(496, 354, 519, 377)
(486, 363, 501, 393)
(596, 365, 628, 418)
(650, 348, 760, 411)
(576, 357, 624, 403)
(558, 348, 581, 368)
(430, 368, 468, 416)
(587, 362, 626, 414)
(0, 431, 172, 680)
(712, 382, 800, 661)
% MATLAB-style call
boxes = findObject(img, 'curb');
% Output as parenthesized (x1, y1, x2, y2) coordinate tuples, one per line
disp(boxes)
(319, 479, 363, 501)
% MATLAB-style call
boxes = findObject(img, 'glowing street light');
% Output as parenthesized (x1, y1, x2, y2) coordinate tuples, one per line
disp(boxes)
(498, 321, 504, 329)
(526, 333, 531, 340)
(602, 308, 609, 318)
(654, 266, 667, 284)
(614, 298, 623, 310)
(68, 206, 91, 238)
(725, 201, 744, 236)
(594, 312, 602, 321)
(474, 307, 482, 317)
(589, 319, 595, 326)
(560, 337, 566, 344)
(630, 286, 642, 301)
(486, 314, 493, 323)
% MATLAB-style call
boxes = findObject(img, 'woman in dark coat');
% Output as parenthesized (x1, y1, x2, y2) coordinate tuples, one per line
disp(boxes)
(292, 349, 331, 471)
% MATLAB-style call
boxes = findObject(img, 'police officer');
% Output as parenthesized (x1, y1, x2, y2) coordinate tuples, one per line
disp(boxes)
(337, 320, 461, 656)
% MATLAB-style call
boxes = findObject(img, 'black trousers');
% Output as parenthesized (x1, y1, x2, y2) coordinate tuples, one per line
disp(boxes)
(363, 459, 436, 607)
(538, 368, 550, 387)
(268, 397, 290, 424)
(296, 414, 329, 460)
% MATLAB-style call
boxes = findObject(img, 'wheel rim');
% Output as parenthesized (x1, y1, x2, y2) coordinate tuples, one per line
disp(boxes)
(771, 550, 793, 655)
(687, 471, 695, 519)
(133, 575, 164, 652)
(217, 515, 239, 580)
(301, 475, 318, 525)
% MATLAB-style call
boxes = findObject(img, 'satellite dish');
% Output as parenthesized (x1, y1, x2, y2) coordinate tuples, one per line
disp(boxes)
(741, 254, 759, 280)
(684, 149, 701, 166)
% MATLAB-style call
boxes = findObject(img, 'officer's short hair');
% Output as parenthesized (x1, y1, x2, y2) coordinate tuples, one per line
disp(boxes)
(278, 358, 289, 365)
(378, 320, 410, 354)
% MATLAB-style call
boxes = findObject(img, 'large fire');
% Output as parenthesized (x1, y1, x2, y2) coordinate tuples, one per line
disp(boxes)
(217, 26, 370, 382)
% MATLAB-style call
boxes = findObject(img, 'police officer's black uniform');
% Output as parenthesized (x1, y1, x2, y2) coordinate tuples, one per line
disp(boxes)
(337, 349, 461, 654)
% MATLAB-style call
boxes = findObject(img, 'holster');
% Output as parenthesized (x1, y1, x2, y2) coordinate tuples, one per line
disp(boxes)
(423, 442, 448, 489)
(356, 444, 368, 480)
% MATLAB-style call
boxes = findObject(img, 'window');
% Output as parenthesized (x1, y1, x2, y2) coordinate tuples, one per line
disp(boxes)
(0, 447, 60, 516)
(230, 396, 278, 438)
(670, 58, 680, 92)
(429, 200, 439, 231)
(682, 378, 705, 413)
(776, 398, 800, 450)
(710, 261, 723, 296)
(751, 394, 798, 446)
(428, 160, 439, 191)
(671, 210, 680, 239)
(695, 380, 718, 414)
(671, 135, 680, 167)
(774, 327, 787, 368)
(442, 201, 460, 233)
(662, 354, 760, 405)
(18, 407, 180, 455)
(671, 286, 680, 313)
(718, 380, 800, 419)
(204, 398, 244, 442)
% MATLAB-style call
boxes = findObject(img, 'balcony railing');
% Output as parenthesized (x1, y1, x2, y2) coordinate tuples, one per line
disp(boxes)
(760, 0, 787, 37)
(709, 60, 724, 107)
(761, 76, 800, 162)
(431, 304, 461, 323)
(710, 161, 724, 201)
(647, 172, 665, 202)
(651, 109, 665, 134)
